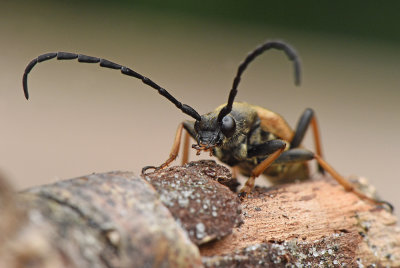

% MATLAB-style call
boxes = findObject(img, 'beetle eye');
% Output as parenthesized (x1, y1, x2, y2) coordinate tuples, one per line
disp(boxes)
(221, 115, 236, 137)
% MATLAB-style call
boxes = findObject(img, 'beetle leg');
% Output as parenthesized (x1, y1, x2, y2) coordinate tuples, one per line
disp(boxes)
(142, 123, 185, 174)
(181, 130, 190, 165)
(239, 140, 286, 199)
(291, 108, 324, 173)
(314, 154, 393, 211)
(259, 147, 393, 211)
(274, 148, 315, 164)
(231, 166, 239, 179)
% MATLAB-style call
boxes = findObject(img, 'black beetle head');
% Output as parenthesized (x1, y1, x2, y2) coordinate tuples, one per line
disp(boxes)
(193, 113, 236, 153)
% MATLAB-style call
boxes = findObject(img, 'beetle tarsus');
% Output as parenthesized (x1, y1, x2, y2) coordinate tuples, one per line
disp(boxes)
(141, 165, 157, 175)
(381, 201, 394, 213)
(238, 191, 247, 200)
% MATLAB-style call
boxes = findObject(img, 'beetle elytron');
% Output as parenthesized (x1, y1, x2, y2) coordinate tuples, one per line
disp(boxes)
(22, 40, 392, 210)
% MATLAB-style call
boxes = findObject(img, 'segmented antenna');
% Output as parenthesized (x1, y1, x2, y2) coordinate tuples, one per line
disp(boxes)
(217, 40, 301, 122)
(22, 52, 201, 121)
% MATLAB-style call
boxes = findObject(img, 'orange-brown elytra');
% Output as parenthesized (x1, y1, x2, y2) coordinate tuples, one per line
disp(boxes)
(22, 41, 393, 211)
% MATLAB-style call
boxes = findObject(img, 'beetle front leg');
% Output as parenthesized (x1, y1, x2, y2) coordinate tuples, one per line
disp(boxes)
(239, 140, 286, 199)
(181, 130, 190, 165)
(142, 123, 185, 174)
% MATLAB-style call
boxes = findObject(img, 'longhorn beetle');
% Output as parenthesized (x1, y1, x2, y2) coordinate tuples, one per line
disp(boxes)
(22, 40, 392, 210)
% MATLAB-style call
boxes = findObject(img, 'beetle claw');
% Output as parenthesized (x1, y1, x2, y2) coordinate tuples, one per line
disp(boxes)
(238, 191, 248, 201)
(141, 165, 157, 175)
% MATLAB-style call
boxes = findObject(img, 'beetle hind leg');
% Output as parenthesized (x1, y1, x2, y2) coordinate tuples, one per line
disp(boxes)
(313, 154, 393, 212)
(274, 148, 393, 211)
(291, 108, 324, 173)
(239, 145, 393, 211)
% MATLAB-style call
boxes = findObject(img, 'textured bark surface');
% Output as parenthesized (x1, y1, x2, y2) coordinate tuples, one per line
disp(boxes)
(142, 160, 242, 245)
(0, 161, 399, 267)
(0, 172, 202, 268)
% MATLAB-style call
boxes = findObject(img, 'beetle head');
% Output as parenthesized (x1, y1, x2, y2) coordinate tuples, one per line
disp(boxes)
(192, 112, 236, 155)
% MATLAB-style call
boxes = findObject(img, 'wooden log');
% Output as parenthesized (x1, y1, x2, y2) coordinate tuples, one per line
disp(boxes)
(0, 161, 398, 267)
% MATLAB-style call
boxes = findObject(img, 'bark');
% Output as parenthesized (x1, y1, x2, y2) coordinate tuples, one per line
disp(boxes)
(0, 161, 399, 267)
(200, 176, 400, 267)
(0, 171, 202, 268)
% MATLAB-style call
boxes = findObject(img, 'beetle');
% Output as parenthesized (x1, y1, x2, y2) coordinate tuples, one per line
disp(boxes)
(22, 40, 392, 210)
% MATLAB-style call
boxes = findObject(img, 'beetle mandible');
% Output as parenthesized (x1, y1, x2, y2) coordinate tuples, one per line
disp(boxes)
(22, 40, 392, 210)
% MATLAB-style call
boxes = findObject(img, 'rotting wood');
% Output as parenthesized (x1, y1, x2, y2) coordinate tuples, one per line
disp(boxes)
(200, 176, 400, 267)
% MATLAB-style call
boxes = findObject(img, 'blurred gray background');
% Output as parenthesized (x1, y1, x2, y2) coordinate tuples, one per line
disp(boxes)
(1, 1, 399, 216)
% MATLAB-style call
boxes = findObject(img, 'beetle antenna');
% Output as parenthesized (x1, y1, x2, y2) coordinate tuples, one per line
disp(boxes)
(22, 52, 201, 121)
(218, 40, 301, 122)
